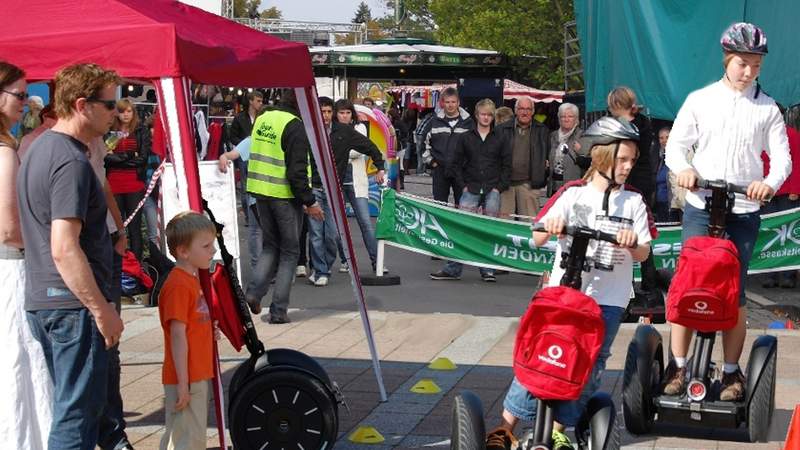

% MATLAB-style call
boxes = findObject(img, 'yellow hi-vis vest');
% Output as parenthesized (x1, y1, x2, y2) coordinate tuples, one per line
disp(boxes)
(246, 110, 308, 199)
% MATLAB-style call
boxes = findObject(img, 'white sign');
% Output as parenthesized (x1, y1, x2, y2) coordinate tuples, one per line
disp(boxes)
(161, 161, 240, 262)
(178, 0, 222, 15)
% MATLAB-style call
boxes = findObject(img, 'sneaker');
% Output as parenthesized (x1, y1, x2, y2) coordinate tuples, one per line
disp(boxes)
(313, 274, 329, 287)
(339, 262, 349, 273)
(482, 273, 497, 282)
(551, 429, 573, 450)
(268, 313, 291, 324)
(485, 427, 517, 450)
(719, 369, 746, 401)
(295, 265, 307, 277)
(430, 270, 460, 280)
(662, 361, 687, 396)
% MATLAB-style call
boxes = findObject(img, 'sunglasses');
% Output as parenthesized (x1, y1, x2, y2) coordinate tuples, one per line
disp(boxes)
(1, 89, 29, 101)
(86, 97, 117, 110)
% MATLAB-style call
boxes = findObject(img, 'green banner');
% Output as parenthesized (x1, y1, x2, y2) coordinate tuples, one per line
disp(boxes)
(376, 189, 800, 275)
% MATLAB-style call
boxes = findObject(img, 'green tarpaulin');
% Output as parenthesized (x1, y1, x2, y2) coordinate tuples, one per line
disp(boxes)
(575, 0, 800, 119)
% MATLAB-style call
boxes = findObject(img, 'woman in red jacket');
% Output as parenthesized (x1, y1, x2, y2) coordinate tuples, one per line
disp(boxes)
(105, 98, 151, 261)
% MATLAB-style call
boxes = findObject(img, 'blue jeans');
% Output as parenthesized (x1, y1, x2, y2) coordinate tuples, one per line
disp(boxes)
(308, 188, 338, 277)
(503, 305, 624, 427)
(442, 190, 500, 277)
(343, 184, 378, 267)
(247, 197, 302, 316)
(27, 308, 109, 450)
(143, 194, 159, 246)
(98, 252, 129, 450)
(682, 204, 760, 306)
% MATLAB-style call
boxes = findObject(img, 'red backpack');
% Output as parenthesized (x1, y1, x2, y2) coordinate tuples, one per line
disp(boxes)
(513, 286, 605, 401)
(666, 236, 740, 332)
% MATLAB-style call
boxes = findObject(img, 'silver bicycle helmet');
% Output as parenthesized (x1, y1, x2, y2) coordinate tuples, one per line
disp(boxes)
(578, 116, 640, 151)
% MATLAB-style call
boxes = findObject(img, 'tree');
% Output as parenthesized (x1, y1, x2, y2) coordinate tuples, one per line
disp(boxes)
(260, 6, 282, 19)
(352, 1, 372, 24)
(429, 0, 576, 90)
(233, 0, 262, 18)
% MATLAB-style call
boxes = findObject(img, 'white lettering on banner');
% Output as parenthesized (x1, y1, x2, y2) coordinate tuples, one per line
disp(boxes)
(395, 203, 450, 240)
(493, 244, 552, 264)
(762, 219, 800, 251)
(505, 233, 558, 252)
(653, 242, 682, 256)
(759, 246, 800, 260)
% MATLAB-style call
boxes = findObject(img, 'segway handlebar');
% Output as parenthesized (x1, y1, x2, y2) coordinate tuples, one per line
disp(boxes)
(531, 223, 620, 246)
(696, 178, 751, 196)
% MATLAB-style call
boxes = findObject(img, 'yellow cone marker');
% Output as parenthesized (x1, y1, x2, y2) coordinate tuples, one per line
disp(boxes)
(348, 425, 385, 444)
(410, 379, 442, 394)
(428, 357, 457, 371)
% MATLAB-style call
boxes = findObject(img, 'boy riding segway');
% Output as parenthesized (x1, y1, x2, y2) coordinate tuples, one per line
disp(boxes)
(483, 117, 656, 450)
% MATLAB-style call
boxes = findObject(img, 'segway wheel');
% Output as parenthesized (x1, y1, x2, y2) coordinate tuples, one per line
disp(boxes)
(229, 369, 338, 450)
(622, 327, 663, 435)
(747, 345, 777, 443)
(576, 392, 619, 450)
(450, 390, 485, 450)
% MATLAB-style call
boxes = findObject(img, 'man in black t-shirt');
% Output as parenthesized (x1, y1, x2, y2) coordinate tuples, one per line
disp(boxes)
(17, 63, 125, 449)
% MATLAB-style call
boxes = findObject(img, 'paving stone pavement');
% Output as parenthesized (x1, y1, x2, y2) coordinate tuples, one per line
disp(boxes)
(116, 306, 796, 450)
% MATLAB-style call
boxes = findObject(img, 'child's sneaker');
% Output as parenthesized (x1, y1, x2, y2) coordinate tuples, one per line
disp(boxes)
(551, 429, 574, 450)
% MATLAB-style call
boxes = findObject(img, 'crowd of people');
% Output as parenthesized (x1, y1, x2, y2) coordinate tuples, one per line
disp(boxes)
(1, 20, 799, 450)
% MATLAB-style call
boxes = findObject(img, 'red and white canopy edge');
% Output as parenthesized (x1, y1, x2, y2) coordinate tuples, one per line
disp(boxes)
(387, 79, 565, 103)
(2, 0, 388, 443)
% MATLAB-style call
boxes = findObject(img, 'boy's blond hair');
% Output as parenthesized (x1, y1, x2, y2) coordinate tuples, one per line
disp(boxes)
(165, 211, 216, 258)
(582, 142, 639, 182)
(606, 86, 637, 114)
(475, 98, 496, 116)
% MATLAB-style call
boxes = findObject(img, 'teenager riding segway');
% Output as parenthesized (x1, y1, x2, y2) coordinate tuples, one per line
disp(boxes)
(451, 117, 656, 450)
(622, 22, 790, 443)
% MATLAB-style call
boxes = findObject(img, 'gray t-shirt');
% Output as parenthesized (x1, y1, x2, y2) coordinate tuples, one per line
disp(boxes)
(17, 130, 113, 310)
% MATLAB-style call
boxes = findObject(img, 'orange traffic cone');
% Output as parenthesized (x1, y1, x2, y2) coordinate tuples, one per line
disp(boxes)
(785, 404, 800, 450)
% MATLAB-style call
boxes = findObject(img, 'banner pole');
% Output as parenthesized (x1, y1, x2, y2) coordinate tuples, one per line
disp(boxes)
(376, 240, 385, 277)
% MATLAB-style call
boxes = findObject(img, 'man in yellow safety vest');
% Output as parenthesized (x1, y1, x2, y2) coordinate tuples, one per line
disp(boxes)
(244, 89, 323, 324)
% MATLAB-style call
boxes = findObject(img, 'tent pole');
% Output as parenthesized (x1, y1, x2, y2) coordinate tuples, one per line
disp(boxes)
(295, 86, 388, 402)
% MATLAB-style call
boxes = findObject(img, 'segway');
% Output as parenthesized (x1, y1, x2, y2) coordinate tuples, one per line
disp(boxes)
(622, 179, 777, 442)
(452, 224, 623, 450)
(202, 201, 343, 450)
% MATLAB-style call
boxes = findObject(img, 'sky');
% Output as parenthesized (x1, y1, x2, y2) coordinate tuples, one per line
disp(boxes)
(261, 0, 388, 23)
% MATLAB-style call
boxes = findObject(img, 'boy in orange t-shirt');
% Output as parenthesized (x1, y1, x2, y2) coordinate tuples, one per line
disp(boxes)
(159, 211, 217, 450)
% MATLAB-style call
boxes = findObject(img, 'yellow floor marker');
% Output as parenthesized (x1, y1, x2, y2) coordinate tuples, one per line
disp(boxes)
(428, 357, 457, 370)
(410, 379, 441, 394)
(348, 425, 385, 444)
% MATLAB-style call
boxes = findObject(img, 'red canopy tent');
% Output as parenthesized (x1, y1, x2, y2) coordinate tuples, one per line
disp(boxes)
(2, 0, 386, 443)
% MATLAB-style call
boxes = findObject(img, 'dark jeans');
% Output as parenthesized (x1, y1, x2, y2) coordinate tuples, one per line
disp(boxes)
(432, 165, 462, 205)
(115, 191, 145, 261)
(682, 203, 760, 305)
(27, 308, 109, 450)
(247, 197, 302, 316)
(98, 251, 128, 450)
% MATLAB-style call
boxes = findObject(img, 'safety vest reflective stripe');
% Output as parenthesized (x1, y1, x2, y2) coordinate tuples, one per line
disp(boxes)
(250, 152, 286, 166)
(248, 172, 290, 185)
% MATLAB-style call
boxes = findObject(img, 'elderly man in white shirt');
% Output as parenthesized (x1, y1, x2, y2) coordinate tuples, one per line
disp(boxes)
(663, 22, 791, 402)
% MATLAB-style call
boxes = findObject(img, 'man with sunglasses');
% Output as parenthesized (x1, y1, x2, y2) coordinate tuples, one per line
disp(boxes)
(17, 63, 126, 450)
